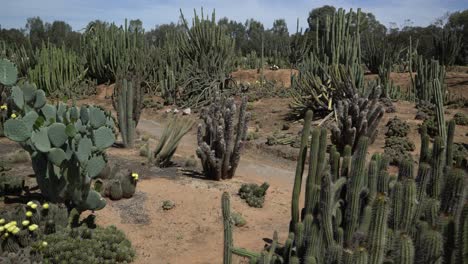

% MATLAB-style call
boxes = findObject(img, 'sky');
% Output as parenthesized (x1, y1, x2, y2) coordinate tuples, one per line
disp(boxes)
(0, 0, 467, 32)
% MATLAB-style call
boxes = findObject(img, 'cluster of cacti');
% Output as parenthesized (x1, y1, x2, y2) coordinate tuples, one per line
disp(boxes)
(146, 116, 194, 167)
(413, 57, 446, 103)
(433, 28, 462, 66)
(238, 182, 269, 208)
(362, 34, 403, 75)
(0, 200, 134, 263)
(331, 85, 384, 152)
(3, 83, 115, 211)
(454, 112, 468, 125)
(41, 225, 135, 263)
(0, 201, 68, 258)
(383, 117, 414, 165)
(176, 9, 236, 108)
(28, 43, 90, 98)
(94, 166, 138, 201)
(0, 59, 18, 137)
(222, 109, 467, 264)
(82, 19, 148, 83)
(112, 75, 143, 148)
(0, 173, 24, 196)
(196, 95, 250, 180)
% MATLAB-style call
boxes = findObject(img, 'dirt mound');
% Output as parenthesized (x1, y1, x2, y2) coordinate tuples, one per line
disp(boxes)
(231, 69, 298, 88)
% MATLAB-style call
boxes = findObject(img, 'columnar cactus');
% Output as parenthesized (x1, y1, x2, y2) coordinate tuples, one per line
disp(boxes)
(3, 84, 115, 211)
(222, 109, 467, 263)
(331, 86, 384, 153)
(196, 95, 250, 180)
(112, 75, 143, 148)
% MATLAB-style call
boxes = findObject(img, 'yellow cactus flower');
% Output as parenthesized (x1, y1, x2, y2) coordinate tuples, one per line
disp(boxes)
(0, 104, 7, 110)
(42, 203, 49, 209)
(42, 241, 48, 247)
(26, 211, 33, 217)
(131, 173, 139, 181)
(0, 227, 4, 232)
(3, 233, 9, 239)
(22, 220, 30, 226)
(30, 204, 38, 209)
(10, 113, 17, 119)
(11, 227, 20, 235)
(0, 219, 5, 224)
(28, 224, 38, 232)
(7, 226, 15, 232)
(27, 201, 34, 206)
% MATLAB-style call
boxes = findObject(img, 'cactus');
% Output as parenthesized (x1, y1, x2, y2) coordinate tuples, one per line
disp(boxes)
(3, 84, 114, 212)
(112, 75, 143, 148)
(28, 43, 90, 98)
(97, 168, 138, 200)
(196, 95, 250, 180)
(150, 115, 194, 167)
(331, 86, 384, 153)
(222, 105, 467, 263)
(413, 57, 446, 103)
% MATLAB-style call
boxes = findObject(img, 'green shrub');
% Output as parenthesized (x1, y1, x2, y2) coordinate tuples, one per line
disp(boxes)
(385, 117, 410, 137)
(454, 112, 468, 126)
(238, 182, 269, 208)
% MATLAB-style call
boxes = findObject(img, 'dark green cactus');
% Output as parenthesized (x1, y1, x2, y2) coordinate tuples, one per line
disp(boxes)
(197, 95, 250, 180)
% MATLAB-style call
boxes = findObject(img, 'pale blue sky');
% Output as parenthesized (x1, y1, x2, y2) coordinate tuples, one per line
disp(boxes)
(0, 0, 466, 32)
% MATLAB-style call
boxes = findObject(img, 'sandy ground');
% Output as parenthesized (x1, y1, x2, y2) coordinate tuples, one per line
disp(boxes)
(0, 69, 467, 264)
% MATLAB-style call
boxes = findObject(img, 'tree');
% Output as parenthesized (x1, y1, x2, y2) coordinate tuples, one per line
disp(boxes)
(45, 21, 72, 46)
(26, 17, 46, 49)
(218, 18, 246, 52)
(244, 19, 265, 54)
(129, 19, 143, 33)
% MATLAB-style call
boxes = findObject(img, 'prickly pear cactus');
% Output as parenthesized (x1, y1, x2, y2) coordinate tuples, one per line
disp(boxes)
(0, 59, 18, 137)
(3, 84, 116, 211)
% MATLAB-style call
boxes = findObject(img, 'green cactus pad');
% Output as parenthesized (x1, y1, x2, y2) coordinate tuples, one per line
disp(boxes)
(81, 190, 107, 211)
(94, 126, 115, 150)
(47, 148, 67, 166)
(4, 118, 31, 142)
(41, 104, 57, 123)
(56, 102, 67, 121)
(21, 83, 37, 103)
(48, 123, 68, 147)
(80, 106, 89, 124)
(87, 156, 106, 178)
(0, 59, 18, 86)
(65, 124, 77, 138)
(70, 106, 79, 120)
(89, 107, 106, 129)
(11, 86, 25, 109)
(77, 137, 93, 162)
(32, 127, 52, 152)
(22, 111, 39, 132)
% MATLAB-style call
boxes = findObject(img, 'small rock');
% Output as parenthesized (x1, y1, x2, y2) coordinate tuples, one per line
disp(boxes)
(165, 109, 172, 113)
(173, 109, 179, 114)
(182, 108, 191, 115)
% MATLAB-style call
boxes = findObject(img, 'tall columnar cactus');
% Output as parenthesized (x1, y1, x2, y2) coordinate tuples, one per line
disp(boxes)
(28, 43, 90, 98)
(413, 56, 446, 103)
(149, 116, 194, 167)
(433, 28, 462, 66)
(222, 109, 467, 263)
(331, 86, 385, 152)
(3, 84, 115, 212)
(196, 95, 250, 180)
(112, 75, 143, 148)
